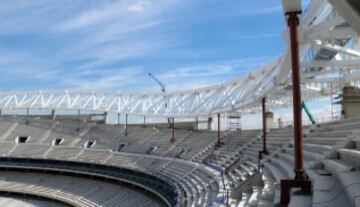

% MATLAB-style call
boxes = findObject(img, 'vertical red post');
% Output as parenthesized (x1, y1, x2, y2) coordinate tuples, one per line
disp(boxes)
(288, 11, 304, 180)
(262, 97, 267, 153)
(217, 113, 221, 145)
(280, 9, 311, 206)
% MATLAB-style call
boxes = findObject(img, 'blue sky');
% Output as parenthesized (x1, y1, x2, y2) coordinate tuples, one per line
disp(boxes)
(0, 0, 302, 92)
(1, 0, 337, 126)
(0, 0, 285, 91)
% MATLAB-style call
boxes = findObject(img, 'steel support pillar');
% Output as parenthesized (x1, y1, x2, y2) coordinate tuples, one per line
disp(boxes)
(259, 98, 269, 169)
(171, 117, 175, 143)
(288, 11, 305, 180)
(261, 97, 268, 154)
(125, 114, 128, 136)
(118, 113, 121, 125)
(143, 116, 146, 127)
(280, 10, 311, 206)
(217, 113, 221, 145)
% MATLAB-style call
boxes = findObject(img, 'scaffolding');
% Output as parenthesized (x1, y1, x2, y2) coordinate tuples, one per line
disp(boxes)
(227, 112, 241, 132)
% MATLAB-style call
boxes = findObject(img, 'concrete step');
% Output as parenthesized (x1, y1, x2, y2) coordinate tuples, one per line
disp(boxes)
(323, 159, 355, 175)
(263, 160, 288, 183)
(271, 156, 294, 178)
(288, 193, 312, 207)
(315, 120, 360, 132)
(338, 148, 360, 167)
(338, 171, 360, 207)
(303, 143, 333, 152)
(307, 169, 350, 207)
(303, 137, 349, 146)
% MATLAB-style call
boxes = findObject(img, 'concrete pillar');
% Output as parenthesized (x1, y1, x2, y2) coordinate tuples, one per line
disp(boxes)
(265, 111, 274, 132)
(103, 112, 108, 124)
(341, 86, 360, 119)
(125, 114, 128, 136)
(76, 109, 80, 131)
(51, 109, 56, 120)
(167, 117, 171, 128)
(217, 113, 221, 145)
(171, 117, 175, 142)
(25, 108, 29, 125)
(195, 117, 199, 131)
(207, 117, 212, 131)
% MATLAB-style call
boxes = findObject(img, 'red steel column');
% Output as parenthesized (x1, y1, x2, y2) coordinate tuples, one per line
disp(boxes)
(288, 12, 304, 180)
(217, 113, 221, 144)
(262, 97, 267, 153)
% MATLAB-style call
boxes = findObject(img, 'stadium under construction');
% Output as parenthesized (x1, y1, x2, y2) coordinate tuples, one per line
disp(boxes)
(0, 0, 360, 206)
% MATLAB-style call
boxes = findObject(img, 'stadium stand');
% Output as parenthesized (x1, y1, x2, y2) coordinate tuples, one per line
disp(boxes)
(0, 0, 359, 206)
(0, 116, 359, 206)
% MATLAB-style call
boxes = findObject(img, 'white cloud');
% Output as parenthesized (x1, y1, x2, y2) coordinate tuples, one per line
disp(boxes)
(159, 56, 274, 79)
(161, 65, 233, 79)
(59, 67, 145, 91)
(56, 1, 126, 31)
(127, 1, 151, 13)
(50, 0, 183, 73)
(55, 0, 175, 32)
(0, 0, 285, 93)
(231, 34, 280, 40)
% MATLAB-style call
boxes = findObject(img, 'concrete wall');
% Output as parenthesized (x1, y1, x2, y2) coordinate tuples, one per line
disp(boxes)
(342, 86, 360, 119)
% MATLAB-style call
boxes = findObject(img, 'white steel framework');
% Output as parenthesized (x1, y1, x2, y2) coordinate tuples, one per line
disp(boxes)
(0, 0, 359, 118)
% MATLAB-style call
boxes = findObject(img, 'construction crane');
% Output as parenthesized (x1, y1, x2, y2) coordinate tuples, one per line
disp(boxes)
(149, 73, 171, 124)
(148, 73, 166, 93)
(148, 73, 172, 137)
(148, 73, 168, 109)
